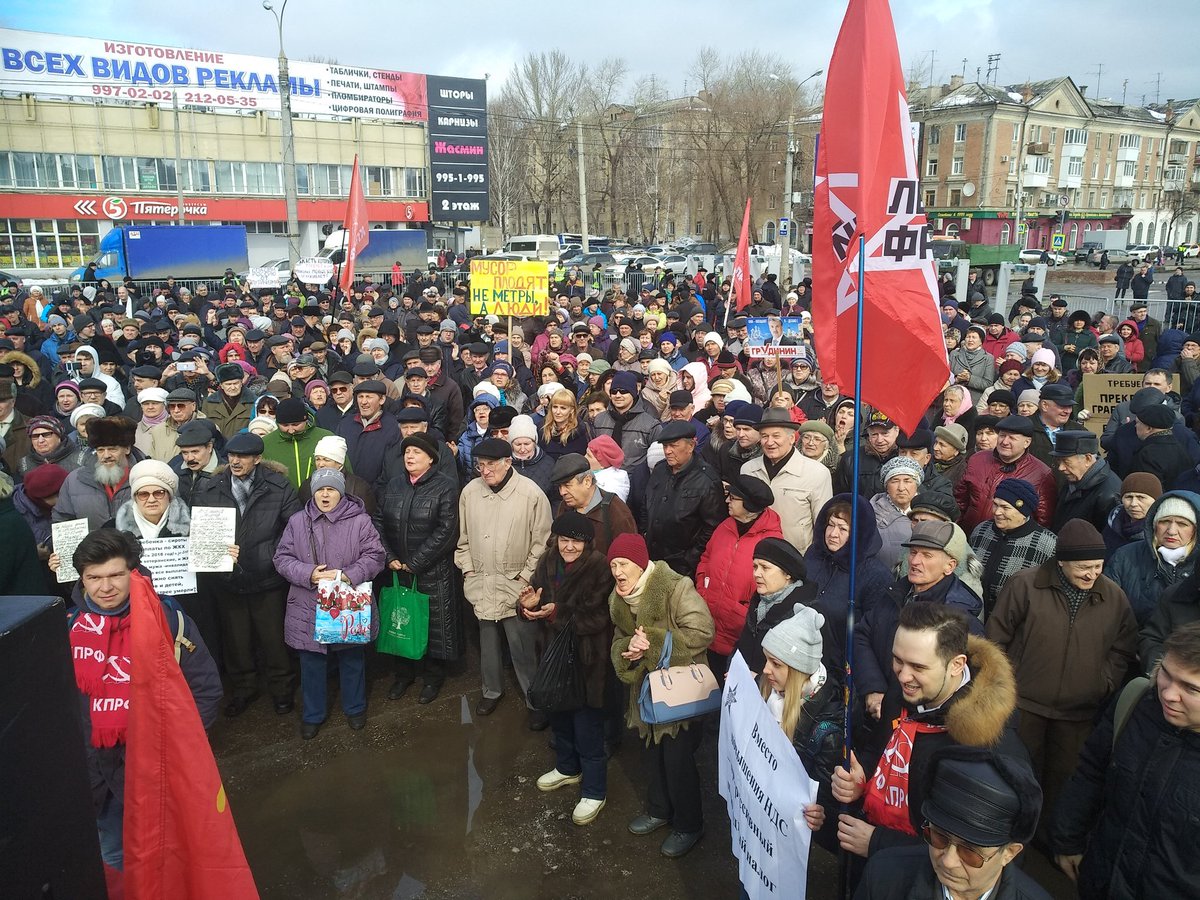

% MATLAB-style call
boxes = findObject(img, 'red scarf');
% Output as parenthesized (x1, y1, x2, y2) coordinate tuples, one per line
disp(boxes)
(70, 611, 132, 748)
(861, 712, 946, 835)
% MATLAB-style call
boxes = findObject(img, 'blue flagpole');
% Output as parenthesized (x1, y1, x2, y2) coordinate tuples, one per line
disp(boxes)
(839, 233, 867, 900)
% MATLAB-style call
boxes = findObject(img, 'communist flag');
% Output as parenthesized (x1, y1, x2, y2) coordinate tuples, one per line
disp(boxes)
(812, 0, 949, 434)
(732, 199, 753, 311)
(338, 155, 370, 295)
(123, 571, 258, 899)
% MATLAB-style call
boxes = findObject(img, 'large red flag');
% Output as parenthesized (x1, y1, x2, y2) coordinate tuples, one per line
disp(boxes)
(732, 199, 753, 311)
(338, 155, 370, 295)
(812, 0, 949, 434)
(123, 571, 259, 900)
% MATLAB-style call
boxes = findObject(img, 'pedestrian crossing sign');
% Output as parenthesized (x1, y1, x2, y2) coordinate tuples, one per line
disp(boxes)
(1052, 233, 1065, 250)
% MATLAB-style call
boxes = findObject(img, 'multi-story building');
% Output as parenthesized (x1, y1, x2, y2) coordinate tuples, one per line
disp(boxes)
(914, 75, 1200, 252)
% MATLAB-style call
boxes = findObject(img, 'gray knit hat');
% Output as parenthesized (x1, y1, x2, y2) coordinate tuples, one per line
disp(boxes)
(761, 604, 824, 674)
(310, 467, 345, 496)
(880, 455, 924, 486)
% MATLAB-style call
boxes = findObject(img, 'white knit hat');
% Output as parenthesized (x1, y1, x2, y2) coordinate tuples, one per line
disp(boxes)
(508, 414, 538, 444)
(313, 434, 347, 466)
(473, 382, 501, 402)
(129, 459, 177, 497)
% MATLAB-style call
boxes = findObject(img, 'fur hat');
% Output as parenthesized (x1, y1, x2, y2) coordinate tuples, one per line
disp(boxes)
(87, 416, 136, 450)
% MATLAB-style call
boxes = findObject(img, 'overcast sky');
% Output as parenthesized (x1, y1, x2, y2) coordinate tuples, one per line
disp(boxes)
(4, 0, 1199, 106)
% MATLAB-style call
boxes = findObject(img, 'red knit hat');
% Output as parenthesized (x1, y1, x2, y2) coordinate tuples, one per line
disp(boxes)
(22, 463, 69, 503)
(588, 434, 625, 469)
(607, 532, 649, 570)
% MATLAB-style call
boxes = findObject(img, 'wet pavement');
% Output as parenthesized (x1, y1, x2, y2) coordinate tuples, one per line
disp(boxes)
(210, 656, 1076, 899)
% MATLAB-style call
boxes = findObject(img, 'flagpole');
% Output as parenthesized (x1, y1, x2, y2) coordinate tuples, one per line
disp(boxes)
(839, 233, 866, 900)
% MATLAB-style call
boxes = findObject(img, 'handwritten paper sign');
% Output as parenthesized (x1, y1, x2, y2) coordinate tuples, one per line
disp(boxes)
(141, 536, 197, 595)
(469, 259, 550, 317)
(187, 507, 237, 572)
(52, 518, 90, 583)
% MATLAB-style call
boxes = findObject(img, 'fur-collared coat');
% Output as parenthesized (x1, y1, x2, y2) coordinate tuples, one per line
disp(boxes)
(610, 562, 715, 743)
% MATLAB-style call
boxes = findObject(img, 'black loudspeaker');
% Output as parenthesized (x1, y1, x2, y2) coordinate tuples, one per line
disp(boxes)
(0, 596, 106, 899)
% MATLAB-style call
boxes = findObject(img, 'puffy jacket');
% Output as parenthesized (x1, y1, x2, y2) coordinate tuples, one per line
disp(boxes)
(695, 507, 784, 655)
(53, 461, 133, 531)
(1104, 491, 1200, 625)
(455, 470, 551, 621)
(640, 454, 725, 577)
(273, 493, 386, 654)
(804, 494, 893, 673)
(743, 448, 834, 554)
(1053, 457, 1122, 532)
(192, 461, 301, 594)
(954, 449, 1057, 535)
(260, 421, 337, 490)
(987, 561, 1137, 720)
(1051, 688, 1200, 900)
(374, 467, 464, 661)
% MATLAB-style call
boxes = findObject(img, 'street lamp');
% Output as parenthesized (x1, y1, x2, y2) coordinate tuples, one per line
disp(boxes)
(264, 0, 301, 269)
(772, 68, 824, 290)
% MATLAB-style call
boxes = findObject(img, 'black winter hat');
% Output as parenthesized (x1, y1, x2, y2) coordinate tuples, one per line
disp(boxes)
(551, 510, 595, 542)
(400, 432, 441, 462)
(1056, 518, 1107, 561)
(727, 474, 775, 514)
(922, 746, 1042, 846)
(752, 537, 806, 582)
(473, 437, 512, 461)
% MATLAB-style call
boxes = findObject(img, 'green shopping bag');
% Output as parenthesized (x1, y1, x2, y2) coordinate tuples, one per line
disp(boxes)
(376, 573, 430, 659)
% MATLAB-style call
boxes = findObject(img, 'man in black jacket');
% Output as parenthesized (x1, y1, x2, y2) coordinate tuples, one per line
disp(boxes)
(639, 420, 725, 578)
(835, 410, 899, 497)
(1051, 430, 1121, 531)
(193, 431, 301, 718)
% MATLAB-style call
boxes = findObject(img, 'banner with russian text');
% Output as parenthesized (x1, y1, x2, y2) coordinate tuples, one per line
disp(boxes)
(469, 259, 549, 317)
(718, 652, 818, 900)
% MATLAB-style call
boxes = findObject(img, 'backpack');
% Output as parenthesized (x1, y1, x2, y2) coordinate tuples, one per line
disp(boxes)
(1112, 676, 1151, 751)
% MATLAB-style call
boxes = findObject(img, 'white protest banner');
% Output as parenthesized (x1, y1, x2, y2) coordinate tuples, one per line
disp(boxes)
(246, 266, 280, 289)
(719, 652, 818, 900)
(187, 507, 236, 572)
(141, 536, 197, 595)
(52, 518, 91, 583)
(294, 257, 334, 285)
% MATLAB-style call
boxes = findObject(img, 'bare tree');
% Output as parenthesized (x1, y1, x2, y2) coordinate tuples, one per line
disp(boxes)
(487, 93, 527, 235)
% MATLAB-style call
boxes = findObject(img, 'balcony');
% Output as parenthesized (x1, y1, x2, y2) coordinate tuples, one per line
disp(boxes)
(1165, 180, 1185, 192)
(1114, 173, 1135, 188)
(1027, 142, 1050, 155)
(1117, 145, 1141, 163)
(1168, 154, 1188, 166)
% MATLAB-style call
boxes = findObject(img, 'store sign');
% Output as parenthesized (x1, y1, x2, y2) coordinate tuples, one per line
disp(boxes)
(0, 27, 428, 121)
(0, 193, 429, 223)
(427, 75, 489, 223)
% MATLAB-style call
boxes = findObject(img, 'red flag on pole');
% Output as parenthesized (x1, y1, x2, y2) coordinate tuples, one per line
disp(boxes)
(812, 0, 949, 434)
(732, 198, 753, 312)
(123, 571, 259, 900)
(338, 155, 370, 295)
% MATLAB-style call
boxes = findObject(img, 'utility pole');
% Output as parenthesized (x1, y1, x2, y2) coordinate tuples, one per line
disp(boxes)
(779, 112, 796, 290)
(172, 91, 185, 226)
(576, 119, 589, 253)
(265, 0, 300, 269)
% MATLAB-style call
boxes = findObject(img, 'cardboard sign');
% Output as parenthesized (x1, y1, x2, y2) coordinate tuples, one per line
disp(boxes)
(469, 259, 549, 317)
(246, 266, 280, 289)
(294, 257, 334, 285)
(1080, 373, 1180, 439)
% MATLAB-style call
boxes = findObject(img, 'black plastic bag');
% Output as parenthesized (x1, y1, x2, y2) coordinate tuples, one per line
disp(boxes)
(527, 618, 585, 712)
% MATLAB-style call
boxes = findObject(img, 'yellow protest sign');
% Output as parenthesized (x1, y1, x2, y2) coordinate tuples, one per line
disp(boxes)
(469, 259, 549, 317)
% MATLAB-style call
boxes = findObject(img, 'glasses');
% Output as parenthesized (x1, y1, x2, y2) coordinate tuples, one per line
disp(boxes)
(331, 385, 351, 393)
(475, 459, 508, 472)
(135, 489, 168, 501)
(921, 823, 1001, 869)
(30, 432, 57, 441)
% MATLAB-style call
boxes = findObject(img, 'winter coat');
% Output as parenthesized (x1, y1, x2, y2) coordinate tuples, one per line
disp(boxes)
(1103, 504, 1146, 555)
(336, 411, 401, 487)
(455, 470, 552, 622)
(861, 635, 1027, 855)
(987, 561, 1137, 721)
(735, 579, 829, 676)
(592, 406, 662, 472)
(145, 415, 208, 464)
(1104, 491, 1200, 626)
(0, 495, 46, 594)
(16, 439, 90, 477)
(946, 346, 996, 401)
(1057, 326, 1099, 374)
(260, 422, 338, 491)
(743, 448, 834, 554)
(1053, 457, 1122, 532)
(111, 496, 192, 540)
(1139, 566, 1200, 671)
(12, 485, 52, 548)
(1128, 430, 1193, 490)
(983, 327, 1021, 363)
(641, 454, 726, 577)
(1051, 688, 1200, 900)
(856, 845, 1052, 900)
(538, 423, 590, 463)
(855, 574, 985, 698)
(53, 462, 132, 531)
(803, 494, 892, 673)
(512, 447, 557, 505)
(192, 461, 301, 594)
(1104, 419, 1200, 481)
(869, 492, 912, 573)
(954, 449, 1056, 535)
(834, 443, 895, 500)
(610, 561, 715, 743)
(1118, 319, 1146, 370)
(273, 493, 385, 655)
(695, 508, 784, 655)
(968, 519, 1057, 618)
(200, 392, 253, 438)
(374, 467, 464, 661)
(530, 548, 614, 708)
(1, 409, 32, 475)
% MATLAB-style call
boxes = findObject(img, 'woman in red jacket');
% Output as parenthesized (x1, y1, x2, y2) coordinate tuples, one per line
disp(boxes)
(694, 474, 783, 682)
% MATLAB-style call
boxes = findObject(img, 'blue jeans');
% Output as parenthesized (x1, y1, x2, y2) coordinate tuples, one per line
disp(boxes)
(299, 647, 366, 724)
(97, 791, 123, 868)
(551, 705, 607, 800)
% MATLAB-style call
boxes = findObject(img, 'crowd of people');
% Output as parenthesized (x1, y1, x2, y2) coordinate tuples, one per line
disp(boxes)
(2, 261, 1198, 900)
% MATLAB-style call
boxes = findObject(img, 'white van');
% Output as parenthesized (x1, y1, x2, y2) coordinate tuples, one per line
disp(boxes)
(503, 234, 561, 263)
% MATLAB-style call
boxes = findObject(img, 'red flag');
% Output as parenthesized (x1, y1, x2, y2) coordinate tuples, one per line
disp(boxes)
(812, 0, 949, 434)
(123, 571, 259, 900)
(338, 155, 370, 295)
(732, 199, 753, 311)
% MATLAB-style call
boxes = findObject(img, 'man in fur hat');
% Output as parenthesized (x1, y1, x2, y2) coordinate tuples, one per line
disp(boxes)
(53, 415, 138, 530)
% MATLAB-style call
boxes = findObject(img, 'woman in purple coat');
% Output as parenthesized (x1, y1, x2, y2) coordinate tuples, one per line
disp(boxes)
(274, 467, 386, 739)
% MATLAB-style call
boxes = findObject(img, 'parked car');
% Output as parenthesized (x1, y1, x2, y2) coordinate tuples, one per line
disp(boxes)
(559, 252, 616, 269)
(1091, 248, 1134, 266)
(1018, 248, 1067, 266)
(657, 254, 692, 271)
(1127, 244, 1161, 263)
(1074, 241, 1102, 263)
(1181, 243, 1200, 258)
(605, 255, 667, 277)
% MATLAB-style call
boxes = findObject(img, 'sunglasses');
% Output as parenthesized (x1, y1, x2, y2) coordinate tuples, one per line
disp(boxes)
(921, 823, 1002, 869)
(135, 489, 168, 501)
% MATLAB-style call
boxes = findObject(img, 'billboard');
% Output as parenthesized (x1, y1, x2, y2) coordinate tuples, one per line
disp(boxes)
(427, 75, 489, 223)
(0, 27, 428, 120)
(469, 259, 548, 317)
